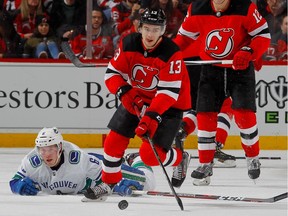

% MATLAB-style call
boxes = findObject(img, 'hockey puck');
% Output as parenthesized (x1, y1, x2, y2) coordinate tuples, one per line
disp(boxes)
(118, 200, 128, 210)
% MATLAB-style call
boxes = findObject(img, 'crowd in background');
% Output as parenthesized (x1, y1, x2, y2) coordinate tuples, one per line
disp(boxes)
(0, 0, 287, 61)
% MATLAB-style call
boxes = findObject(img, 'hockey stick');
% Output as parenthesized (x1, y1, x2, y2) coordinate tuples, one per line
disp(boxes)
(61, 41, 107, 67)
(132, 191, 288, 203)
(190, 156, 282, 160)
(134, 106, 184, 211)
(61, 44, 233, 68)
(184, 60, 233, 65)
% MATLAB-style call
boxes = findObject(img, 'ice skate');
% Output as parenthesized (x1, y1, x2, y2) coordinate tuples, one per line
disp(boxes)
(191, 162, 213, 186)
(172, 151, 191, 188)
(246, 156, 261, 181)
(174, 122, 187, 151)
(83, 182, 113, 202)
(214, 145, 236, 168)
(193, 176, 211, 186)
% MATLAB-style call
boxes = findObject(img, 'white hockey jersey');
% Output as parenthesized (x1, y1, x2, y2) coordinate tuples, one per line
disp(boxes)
(13, 141, 102, 195)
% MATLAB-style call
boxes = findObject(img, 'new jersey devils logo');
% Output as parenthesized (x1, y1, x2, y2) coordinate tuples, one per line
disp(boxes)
(206, 28, 234, 59)
(132, 64, 159, 90)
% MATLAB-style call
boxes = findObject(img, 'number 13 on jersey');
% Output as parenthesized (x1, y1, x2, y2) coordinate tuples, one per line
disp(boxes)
(169, 60, 182, 74)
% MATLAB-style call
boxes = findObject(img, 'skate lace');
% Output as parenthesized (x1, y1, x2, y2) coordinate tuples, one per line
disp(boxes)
(248, 159, 261, 170)
(195, 163, 212, 175)
(172, 152, 189, 180)
(214, 148, 236, 160)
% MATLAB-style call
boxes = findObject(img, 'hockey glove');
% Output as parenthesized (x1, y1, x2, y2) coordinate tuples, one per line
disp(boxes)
(13, 177, 40, 196)
(113, 179, 144, 196)
(232, 46, 253, 70)
(135, 111, 162, 139)
(116, 85, 143, 115)
(253, 57, 263, 72)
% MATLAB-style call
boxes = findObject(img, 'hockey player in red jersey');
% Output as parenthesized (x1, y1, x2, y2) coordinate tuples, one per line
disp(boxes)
(174, 0, 271, 184)
(84, 8, 191, 200)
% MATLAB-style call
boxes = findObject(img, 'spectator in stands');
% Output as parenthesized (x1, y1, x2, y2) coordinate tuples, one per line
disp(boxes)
(139, 0, 190, 17)
(111, 0, 141, 47)
(166, 0, 184, 38)
(23, 15, 65, 59)
(118, 12, 140, 43)
(93, 0, 121, 21)
(0, 10, 25, 58)
(2, 0, 21, 18)
(68, 7, 114, 59)
(49, 0, 86, 40)
(264, 14, 288, 61)
(257, 0, 287, 61)
(13, 0, 46, 40)
(0, 36, 5, 58)
(268, 0, 286, 32)
(273, 14, 288, 61)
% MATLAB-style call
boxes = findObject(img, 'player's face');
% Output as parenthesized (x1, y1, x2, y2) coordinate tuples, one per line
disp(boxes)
(141, 24, 163, 49)
(38, 144, 60, 167)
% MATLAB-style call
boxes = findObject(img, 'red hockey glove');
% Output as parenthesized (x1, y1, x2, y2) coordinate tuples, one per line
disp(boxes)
(116, 85, 143, 115)
(232, 46, 253, 70)
(135, 111, 162, 139)
(253, 58, 263, 72)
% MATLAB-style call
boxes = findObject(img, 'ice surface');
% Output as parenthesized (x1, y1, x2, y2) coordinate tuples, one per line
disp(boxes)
(0, 148, 287, 216)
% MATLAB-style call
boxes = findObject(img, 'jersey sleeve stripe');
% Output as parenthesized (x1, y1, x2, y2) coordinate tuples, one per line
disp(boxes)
(178, 26, 199, 40)
(156, 89, 179, 100)
(106, 63, 129, 81)
(158, 80, 181, 88)
(249, 23, 270, 38)
(16, 171, 25, 178)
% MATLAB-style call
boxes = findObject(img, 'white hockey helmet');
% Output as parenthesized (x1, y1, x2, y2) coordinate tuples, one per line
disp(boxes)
(35, 127, 63, 148)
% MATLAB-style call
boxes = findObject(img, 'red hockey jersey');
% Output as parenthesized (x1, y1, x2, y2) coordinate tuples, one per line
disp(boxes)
(105, 33, 191, 114)
(174, 0, 271, 64)
(70, 32, 114, 59)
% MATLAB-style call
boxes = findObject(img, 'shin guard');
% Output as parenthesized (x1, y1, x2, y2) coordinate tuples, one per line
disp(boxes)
(197, 112, 217, 163)
(102, 131, 130, 184)
(234, 109, 260, 157)
(139, 141, 183, 167)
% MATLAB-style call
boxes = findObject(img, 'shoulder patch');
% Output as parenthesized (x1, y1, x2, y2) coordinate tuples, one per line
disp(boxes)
(29, 154, 42, 168)
(69, 150, 81, 164)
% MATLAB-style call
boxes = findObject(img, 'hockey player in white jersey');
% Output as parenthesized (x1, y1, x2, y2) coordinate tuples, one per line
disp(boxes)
(9, 127, 155, 196)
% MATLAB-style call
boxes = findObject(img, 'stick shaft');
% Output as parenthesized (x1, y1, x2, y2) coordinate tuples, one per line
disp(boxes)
(132, 191, 288, 203)
(184, 60, 233, 65)
(190, 156, 281, 160)
(61, 44, 233, 68)
(61, 41, 105, 67)
(134, 107, 184, 211)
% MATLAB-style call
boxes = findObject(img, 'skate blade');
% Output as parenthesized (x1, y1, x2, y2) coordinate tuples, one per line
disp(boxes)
(252, 178, 258, 185)
(193, 176, 211, 186)
(214, 159, 236, 168)
(81, 196, 108, 202)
